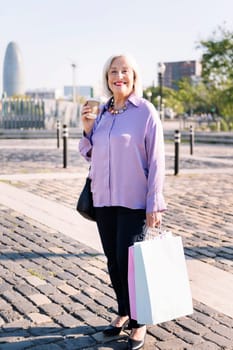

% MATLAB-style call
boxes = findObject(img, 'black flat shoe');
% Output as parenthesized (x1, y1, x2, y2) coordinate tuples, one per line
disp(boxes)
(103, 319, 129, 336)
(128, 333, 146, 350)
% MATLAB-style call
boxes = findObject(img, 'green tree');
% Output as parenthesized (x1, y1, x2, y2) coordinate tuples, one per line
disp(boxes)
(198, 25, 233, 126)
(143, 86, 183, 115)
(176, 78, 202, 115)
(198, 25, 233, 86)
(217, 83, 233, 124)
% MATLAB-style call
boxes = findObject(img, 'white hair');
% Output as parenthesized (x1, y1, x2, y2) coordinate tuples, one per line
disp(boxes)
(102, 53, 143, 98)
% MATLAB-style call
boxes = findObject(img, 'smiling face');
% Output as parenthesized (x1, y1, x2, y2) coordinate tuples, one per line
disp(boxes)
(107, 56, 135, 99)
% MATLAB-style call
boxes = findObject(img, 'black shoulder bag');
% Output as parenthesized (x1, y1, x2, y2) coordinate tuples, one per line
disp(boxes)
(76, 177, 95, 221)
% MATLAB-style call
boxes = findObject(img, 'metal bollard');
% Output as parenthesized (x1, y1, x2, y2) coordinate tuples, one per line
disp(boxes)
(174, 129, 181, 175)
(57, 120, 61, 148)
(189, 125, 194, 155)
(63, 124, 68, 168)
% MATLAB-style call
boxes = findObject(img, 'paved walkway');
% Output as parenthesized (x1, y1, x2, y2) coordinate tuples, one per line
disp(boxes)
(0, 139, 233, 349)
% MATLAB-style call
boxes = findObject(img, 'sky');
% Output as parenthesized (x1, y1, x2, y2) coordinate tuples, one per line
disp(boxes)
(0, 0, 233, 95)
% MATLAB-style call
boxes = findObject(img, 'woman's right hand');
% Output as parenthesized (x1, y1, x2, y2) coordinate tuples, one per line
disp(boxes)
(81, 104, 96, 135)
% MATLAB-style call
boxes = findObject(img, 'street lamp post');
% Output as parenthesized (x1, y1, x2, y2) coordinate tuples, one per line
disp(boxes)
(71, 63, 77, 103)
(158, 62, 166, 120)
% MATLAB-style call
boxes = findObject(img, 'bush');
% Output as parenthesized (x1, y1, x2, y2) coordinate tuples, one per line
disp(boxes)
(209, 123, 218, 131)
(228, 122, 233, 131)
(220, 119, 229, 131)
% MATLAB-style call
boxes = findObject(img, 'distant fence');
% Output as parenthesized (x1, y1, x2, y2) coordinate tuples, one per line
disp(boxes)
(0, 98, 81, 130)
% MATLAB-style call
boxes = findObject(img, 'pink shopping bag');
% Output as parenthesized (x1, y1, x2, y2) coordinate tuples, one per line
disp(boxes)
(128, 245, 137, 320)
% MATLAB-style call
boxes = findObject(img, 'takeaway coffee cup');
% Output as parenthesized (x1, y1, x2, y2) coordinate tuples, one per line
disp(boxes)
(86, 99, 100, 119)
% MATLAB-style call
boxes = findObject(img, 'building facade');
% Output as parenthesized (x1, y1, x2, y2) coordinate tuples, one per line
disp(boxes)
(26, 88, 62, 99)
(63, 85, 94, 100)
(162, 60, 202, 90)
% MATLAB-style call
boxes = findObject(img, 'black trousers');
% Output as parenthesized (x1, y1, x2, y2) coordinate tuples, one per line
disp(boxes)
(95, 206, 146, 328)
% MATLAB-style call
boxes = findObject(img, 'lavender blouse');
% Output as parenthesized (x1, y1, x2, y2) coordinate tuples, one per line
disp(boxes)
(79, 94, 166, 213)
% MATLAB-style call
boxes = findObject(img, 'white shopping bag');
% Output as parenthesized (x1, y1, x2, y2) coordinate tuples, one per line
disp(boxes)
(133, 232, 193, 324)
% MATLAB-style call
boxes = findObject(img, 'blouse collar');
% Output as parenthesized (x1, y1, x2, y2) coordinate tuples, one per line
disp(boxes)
(103, 93, 141, 111)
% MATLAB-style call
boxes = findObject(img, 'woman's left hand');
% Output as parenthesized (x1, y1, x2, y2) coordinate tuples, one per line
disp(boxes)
(146, 212, 162, 228)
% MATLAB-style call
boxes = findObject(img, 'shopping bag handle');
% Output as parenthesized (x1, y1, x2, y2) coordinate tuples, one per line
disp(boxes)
(143, 224, 162, 240)
(143, 224, 173, 241)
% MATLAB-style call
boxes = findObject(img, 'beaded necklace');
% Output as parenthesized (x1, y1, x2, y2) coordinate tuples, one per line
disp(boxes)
(109, 97, 127, 115)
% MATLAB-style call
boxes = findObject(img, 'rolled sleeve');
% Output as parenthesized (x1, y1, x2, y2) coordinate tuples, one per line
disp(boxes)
(79, 135, 92, 162)
(148, 191, 167, 213)
(146, 108, 167, 213)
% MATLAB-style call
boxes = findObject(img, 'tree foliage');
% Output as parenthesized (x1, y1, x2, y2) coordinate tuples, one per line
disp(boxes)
(143, 86, 184, 115)
(143, 26, 233, 128)
(198, 26, 233, 86)
(197, 25, 233, 124)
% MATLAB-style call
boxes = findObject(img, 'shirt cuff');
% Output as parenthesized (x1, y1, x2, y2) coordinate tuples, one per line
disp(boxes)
(147, 192, 167, 213)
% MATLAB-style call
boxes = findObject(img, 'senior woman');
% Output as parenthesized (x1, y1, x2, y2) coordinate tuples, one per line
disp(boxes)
(79, 54, 166, 350)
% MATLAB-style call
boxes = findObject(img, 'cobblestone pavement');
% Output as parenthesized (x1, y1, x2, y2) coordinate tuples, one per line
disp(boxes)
(0, 139, 233, 349)
(7, 173, 233, 274)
